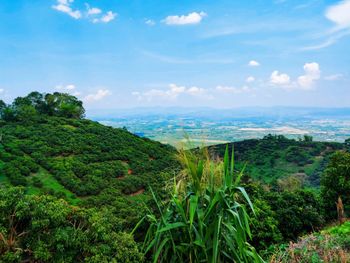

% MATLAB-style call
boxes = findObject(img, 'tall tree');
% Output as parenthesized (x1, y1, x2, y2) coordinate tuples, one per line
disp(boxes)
(321, 151, 350, 220)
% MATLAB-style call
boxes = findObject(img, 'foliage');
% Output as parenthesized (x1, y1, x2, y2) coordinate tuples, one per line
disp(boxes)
(326, 221, 350, 236)
(208, 134, 344, 186)
(0, 91, 85, 121)
(243, 182, 283, 251)
(1, 92, 348, 261)
(0, 94, 178, 230)
(266, 189, 324, 241)
(321, 151, 350, 221)
(270, 222, 350, 263)
(138, 146, 263, 263)
(0, 187, 143, 263)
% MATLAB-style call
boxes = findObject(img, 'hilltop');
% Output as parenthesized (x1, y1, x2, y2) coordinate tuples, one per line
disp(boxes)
(208, 134, 346, 187)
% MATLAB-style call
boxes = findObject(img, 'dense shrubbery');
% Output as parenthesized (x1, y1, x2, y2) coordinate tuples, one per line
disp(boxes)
(321, 151, 350, 221)
(0, 187, 143, 263)
(266, 189, 324, 241)
(242, 181, 324, 252)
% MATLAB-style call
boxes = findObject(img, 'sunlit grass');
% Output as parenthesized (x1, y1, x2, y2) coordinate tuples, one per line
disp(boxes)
(135, 144, 264, 262)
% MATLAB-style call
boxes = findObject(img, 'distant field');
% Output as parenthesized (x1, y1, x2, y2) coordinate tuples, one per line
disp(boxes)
(96, 113, 350, 147)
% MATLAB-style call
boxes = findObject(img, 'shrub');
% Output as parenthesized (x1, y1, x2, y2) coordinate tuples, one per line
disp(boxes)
(321, 151, 350, 221)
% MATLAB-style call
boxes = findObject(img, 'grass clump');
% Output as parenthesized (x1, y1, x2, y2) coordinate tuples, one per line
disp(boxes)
(136, 145, 263, 263)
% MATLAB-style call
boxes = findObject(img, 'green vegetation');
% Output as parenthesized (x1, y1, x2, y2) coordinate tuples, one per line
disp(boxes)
(0, 91, 85, 121)
(321, 151, 350, 221)
(1, 92, 350, 262)
(138, 146, 263, 262)
(208, 134, 344, 186)
(0, 92, 178, 232)
(271, 222, 350, 262)
(0, 187, 142, 263)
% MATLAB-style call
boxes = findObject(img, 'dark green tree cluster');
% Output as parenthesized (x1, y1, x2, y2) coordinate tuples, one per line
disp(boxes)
(243, 182, 323, 251)
(0, 91, 85, 121)
(0, 187, 143, 263)
(321, 151, 350, 220)
(266, 189, 324, 241)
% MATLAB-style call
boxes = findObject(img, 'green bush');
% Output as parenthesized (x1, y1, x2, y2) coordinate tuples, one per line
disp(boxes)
(321, 151, 350, 220)
(0, 187, 143, 262)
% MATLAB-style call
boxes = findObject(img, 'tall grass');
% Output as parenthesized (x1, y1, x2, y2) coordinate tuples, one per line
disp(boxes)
(135, 145, 264, 262)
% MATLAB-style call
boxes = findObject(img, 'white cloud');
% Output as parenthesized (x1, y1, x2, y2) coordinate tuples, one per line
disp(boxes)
(52, 0, 82, 19)
(53, 1, 116, 24)
(56, 84, 76, 91)
(163, 12, 207, 25)
(55, 84, 81, 96)
(270, 62, 321, 90)
(187, 86, 206, 96)
(216, 85, 252, 94)
(145, 19, 156, 26)
(270, 71, 291, 85)
(84, 89, 111, 102)
(86, 5, 102, 16)
(93, 11, 116, 23)
(246, 76, 255, 83)
(0, 88, 4, 94)
(302, 1, 350, 50)
(325, 0, 350, 30)
(100, 11, 116, 23)
(297, 62, 320, 89)
(324, 74, 343, 80)
(132, 83, 210, 101)
(248, 60, 260, 67)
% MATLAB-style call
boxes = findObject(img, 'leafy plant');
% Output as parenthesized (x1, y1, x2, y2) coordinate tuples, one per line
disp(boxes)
(136, 146, 264, 263)
(321, 151, 350, 221)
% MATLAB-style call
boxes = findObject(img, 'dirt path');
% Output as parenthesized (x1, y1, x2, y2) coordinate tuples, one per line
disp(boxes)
(129, 188, 145, 196)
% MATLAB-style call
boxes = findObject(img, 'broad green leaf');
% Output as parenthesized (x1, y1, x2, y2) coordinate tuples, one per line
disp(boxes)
(158, 222, 187, 233)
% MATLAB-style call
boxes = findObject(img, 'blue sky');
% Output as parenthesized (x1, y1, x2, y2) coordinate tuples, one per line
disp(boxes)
(0, 0, 349, 110)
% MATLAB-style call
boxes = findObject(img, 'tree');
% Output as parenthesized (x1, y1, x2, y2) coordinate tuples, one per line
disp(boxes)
(44, 92, 85, 118)
(345, 138, 350, 150)
(0, 187, 143, 262)
(321, 151, 350, 220)
(303, 135, 313, 142)
(1, 92, 85, 121)
(267, 189, 324, 240)
(0, 100, 6, 117)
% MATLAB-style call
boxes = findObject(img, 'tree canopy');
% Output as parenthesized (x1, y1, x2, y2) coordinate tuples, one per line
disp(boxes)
(0, 92, 85, 121)
(321, 151, 350, 220)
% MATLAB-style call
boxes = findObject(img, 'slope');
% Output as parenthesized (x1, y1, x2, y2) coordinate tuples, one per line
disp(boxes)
(208, 134, 345, 186)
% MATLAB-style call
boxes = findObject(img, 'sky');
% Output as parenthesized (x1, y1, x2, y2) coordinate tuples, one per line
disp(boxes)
(0, 0, 349, 110)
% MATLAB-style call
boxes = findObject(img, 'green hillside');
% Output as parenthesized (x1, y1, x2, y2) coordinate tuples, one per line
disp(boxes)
(1, 92, 349, 262)
(0, 92, 178, 230)
(208, 134, 345, 186)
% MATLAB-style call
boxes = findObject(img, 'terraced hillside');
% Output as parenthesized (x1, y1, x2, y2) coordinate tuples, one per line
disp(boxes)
(0, 109, 178, 229)
(208, 134, 345, 186)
